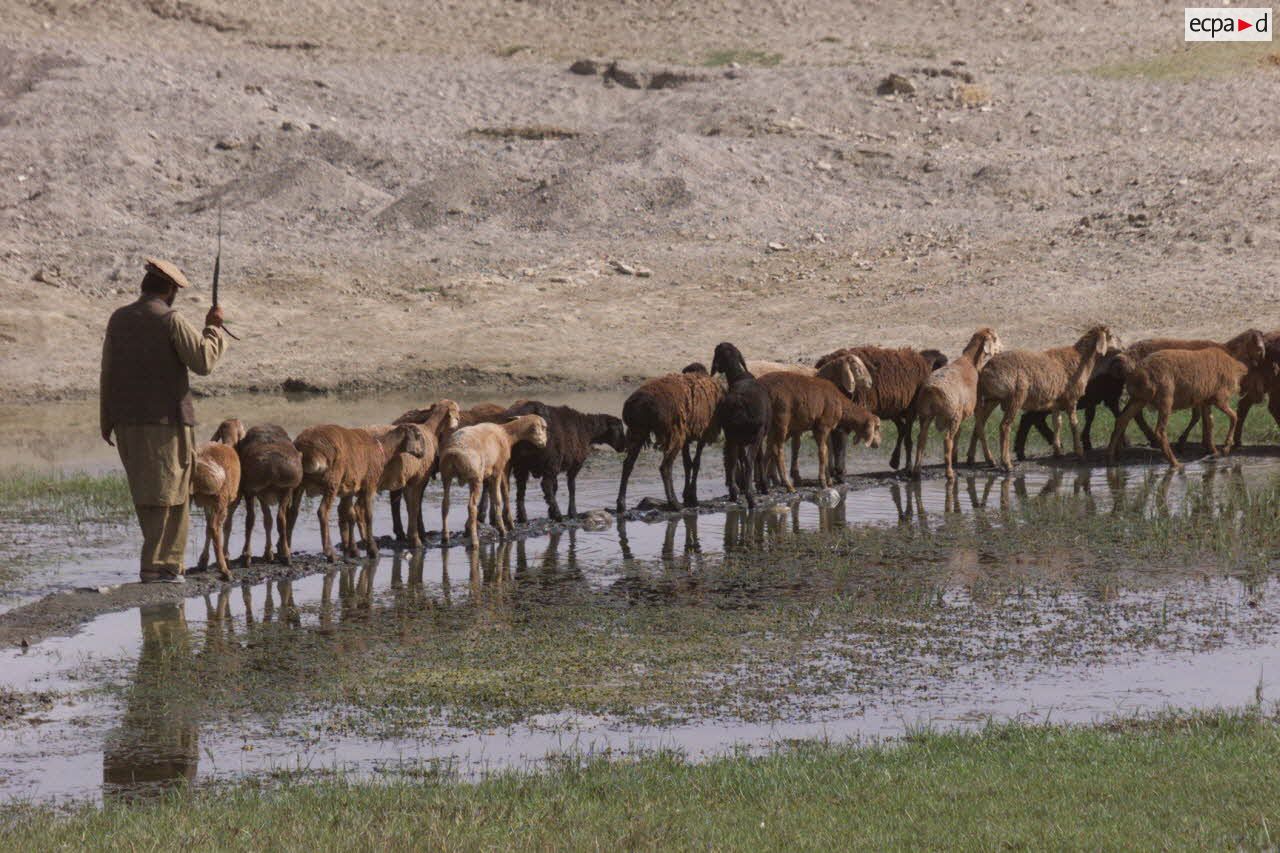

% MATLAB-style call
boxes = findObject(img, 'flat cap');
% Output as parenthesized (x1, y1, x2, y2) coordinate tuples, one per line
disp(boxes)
(143, 256, 190, 289)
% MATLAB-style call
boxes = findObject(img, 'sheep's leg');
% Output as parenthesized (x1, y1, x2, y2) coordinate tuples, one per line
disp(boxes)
(616, 442, 643, 513)
(815, 427, 832, 489)
(1108, 401, 1144, 465)
(212, 503, 232, 581)
(723, 442, 737, 503)
(1013, 414, 1034, 462)
(566, 466, 580, 517)
(1231, 395, 1255, 449)
(944, 427, 958, 481)
(776, 436, 795, 493)
(541, 473, 563, 522)
(998, 398, 1022, 470)
(1197, 405, 1217, 455)
(440, 478, 452, 544)
(1080, 404, 1096, 453)
(789, 435, 802, 486)
(741, 444, 758, 509)
(241, 495, 258, 567)
(389, 489, 405, 542)
(753, 444, 770, 493)
(912, 419, 929, 478)
(498, 474, 514, 534)
(360, 489, 378, 557)
(1067, 406, 1083, 460)
(1174, 410, 1199, 451)
(318, 491, 337, 563)
(222, 496, 238, 563)
(665, 445, 686, 504)
(1154, 405, 1179, 468)
(276, 491, 292, 565)
(196, 500, 212, 572)
(257, 496, 273, 563)
(285, 486, 302, 553)
(405, 480, 424, 549)
(681, 441, 704, 507)
(1214, 397, 1238, 455)
(514, 469, 530, 524)
(337, 496, 355, 558)
(1049, 410, 1064, 458)
(1132, 409, 1161, 448)
(833, 428, 854, 478)
(967, 402, 995, 467)
(467, 481, 483, 549)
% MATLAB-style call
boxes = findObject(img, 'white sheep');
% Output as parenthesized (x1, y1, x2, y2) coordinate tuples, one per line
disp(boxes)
(912, 328, 1002, 480)
(438, 414, 549, 548)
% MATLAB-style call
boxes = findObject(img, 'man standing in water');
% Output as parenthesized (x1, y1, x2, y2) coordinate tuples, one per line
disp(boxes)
(100, 258, 228, 583)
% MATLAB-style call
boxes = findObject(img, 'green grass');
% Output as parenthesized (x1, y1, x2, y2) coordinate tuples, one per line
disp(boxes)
(5, 711, 1280, 850)
(704, 48, 783, 67)
(1093, 42, 1280, 81)
(0, 469, 132, 524)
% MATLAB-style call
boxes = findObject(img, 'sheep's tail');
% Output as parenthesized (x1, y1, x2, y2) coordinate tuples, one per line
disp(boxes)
(300, 447, 328, 476)
(192, 456, 225, 497)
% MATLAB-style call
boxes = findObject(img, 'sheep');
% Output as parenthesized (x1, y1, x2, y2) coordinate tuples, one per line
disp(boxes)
(616, 365, 724, 512)
(289, 423, 424, 562)
(710, 342, 773, 508)
(1172, 329, 1280, 450)
(757, 362, 882, 492)
(396, 400, 460, 548)
(391, 401, 506, 538)
(1013, 345, 1125, 460)
(912, 328, 1002, 480)
(966, 325, 1118, 470)
(501, 400, 626, 523)
(192, 418, 246, 581)
(816, 346, 948, 475)
(438, 414, 549, 548)
(234, 424, 303, 567)
(760, 355, 874, 488)
(1107, 330, 1267, 468)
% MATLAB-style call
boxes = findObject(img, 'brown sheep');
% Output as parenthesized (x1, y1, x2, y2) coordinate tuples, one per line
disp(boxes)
(400, 400, 461, 548)
(234, 424, 303, 567)
(1172, 330, 1280, 449)
(1108, 330, 1267, 468)
(758, 365, 882, 491)
(192, 418, 246, 581)
(912, 329, 1002, 480)
(967, 325, 1119, 470)
(816, 346, 948, 474)
(438, 415, 549, 548)
(616, 366, 724, 511)
(289, 423, 424, 562)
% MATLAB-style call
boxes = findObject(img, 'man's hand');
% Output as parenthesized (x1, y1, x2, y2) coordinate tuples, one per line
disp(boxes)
(102, 427, 115, 447)
(205, 305, 224, 328)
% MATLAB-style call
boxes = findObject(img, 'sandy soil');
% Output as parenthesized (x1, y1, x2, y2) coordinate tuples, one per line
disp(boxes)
(1, 1, 1278, 403)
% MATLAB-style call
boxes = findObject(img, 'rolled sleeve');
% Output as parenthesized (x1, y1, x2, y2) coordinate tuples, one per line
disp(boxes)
(166, 311, 226, 376)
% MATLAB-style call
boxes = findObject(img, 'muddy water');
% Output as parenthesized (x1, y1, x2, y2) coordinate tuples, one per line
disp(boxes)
(3, 448, 1280, 804)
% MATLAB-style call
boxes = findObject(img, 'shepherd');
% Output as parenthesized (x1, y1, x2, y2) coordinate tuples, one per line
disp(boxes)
(99, 257, 228, 583)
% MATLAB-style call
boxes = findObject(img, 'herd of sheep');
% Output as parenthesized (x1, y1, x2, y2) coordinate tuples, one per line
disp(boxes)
(189, 327, 1280, 580)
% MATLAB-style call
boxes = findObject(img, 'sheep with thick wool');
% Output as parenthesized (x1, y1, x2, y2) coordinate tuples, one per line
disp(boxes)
(912, 328, 1002, 480)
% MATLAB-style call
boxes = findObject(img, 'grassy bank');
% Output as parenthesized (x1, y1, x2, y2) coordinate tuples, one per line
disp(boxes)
(4, 712, 1280, 850)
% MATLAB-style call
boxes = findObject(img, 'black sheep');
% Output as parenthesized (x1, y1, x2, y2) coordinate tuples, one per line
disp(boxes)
(710, 342, 772, 508)
(503, 400, 626, 522)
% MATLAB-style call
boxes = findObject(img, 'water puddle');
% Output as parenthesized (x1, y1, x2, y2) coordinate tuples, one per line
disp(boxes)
(3, 449, 1279, 804)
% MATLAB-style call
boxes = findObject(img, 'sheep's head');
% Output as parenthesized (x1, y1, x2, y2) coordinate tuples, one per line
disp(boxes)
(1227, 329, 1267, 366)
(594, 415, 627, 452)
(963, 327, 1001, 369)
(681, 362, 709, 375)
(856, 413, 882, 449)
(919, 348, 949, 371)
(1080, 325, 1119, 357)
(210, 418, 246, 446)
(429, 399, 462, 434)
(523, 415, 549, 448)
(385, 423, 427, 458)
(710, 342, 749, 378)
(816, 355, 872, 399)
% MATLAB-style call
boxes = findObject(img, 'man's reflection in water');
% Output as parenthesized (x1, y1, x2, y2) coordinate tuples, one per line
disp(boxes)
(102, 602, 198, 801)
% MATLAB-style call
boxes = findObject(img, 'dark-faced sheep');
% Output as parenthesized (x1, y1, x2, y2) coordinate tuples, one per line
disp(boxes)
(501, 400, 626, 523)
(1108, 330, 1267, 468)
(616, 365, 724, 511)
(192, 418, 246, 581)
(1013, 345, 1125, 459)
(710, 342, 773, 508)
(289, 423, 423, 562)
(816, 346, 948, 475)
(438, 415, 549, 548)
(758, 364, 882, 491)
(913, 328, 1002, 480)
(967, 325, 1119, 470)
(234, 424, 303, 567)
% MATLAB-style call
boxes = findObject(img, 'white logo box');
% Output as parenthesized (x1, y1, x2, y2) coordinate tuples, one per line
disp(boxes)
(1185, 7, 1272, 41)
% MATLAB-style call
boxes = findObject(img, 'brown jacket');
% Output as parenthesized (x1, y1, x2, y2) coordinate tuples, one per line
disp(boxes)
(100, 295, 226, 437)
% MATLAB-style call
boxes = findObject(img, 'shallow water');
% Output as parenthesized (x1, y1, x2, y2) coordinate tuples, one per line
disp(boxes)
(3, 444, 1280, 804)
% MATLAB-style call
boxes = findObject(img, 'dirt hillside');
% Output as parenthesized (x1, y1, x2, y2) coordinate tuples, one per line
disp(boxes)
(1, 1, 1277, 402)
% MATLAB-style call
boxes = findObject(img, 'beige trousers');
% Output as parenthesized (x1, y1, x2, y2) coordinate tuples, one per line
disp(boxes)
(115, 424, 195, 578)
